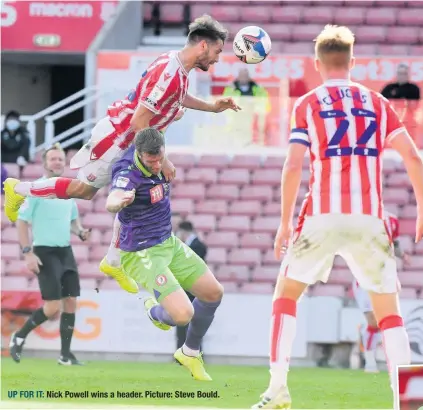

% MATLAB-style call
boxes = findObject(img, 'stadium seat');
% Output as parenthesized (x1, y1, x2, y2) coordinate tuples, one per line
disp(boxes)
(1, 210, 12, 228)
(188, 214, 217, 233)
(399, 219, 416, 236)
(397, 235, 414, 254)
(206, 231, 239, 248)
(100, 229, 112, 245)
(404, 256, 423, 271)
(387, 172, 411, 188)
(311, 284, 346, 297)
(228, 200, 261, 217)
(241, 6, 271, 23)
(303, 7, 334, 24)
(212, 4, 240, 22)
(264, 24, 292, 41)
(198, 154, 230, 169)
(171, 198, 195, 216)
(355, 26, 387, 44)
(215, 265, 250, 282)
(401, 206, 417, 219)
(262, 249, 279, 266)
(400, 288, 418, 299)
(385, 188, 410, 205)
(251, 217, 279, 234)
(185, 168, 218, 184)
(366, 8, 397, 25)
(291, 25, 324, 42)
(397, 8, 423, 25)
(2, 226, 19, 243)
(218, 169, 250, 185)
(4, 260, 32, 277)
(2, 243, 20, 261)
(1, 259, 5, 276)
(172, 183, 205, 200)
(251, 266, 278, 283)
(3, 163, 20, 178)
(207, 248, 227, 265)
(240, 185, 272, 201)
(251, 169, 281, 186)
(228, 248, 261, 267)
(354, 44, 378, 55)
(78, 262, 104, 279)
(22, 164, 44, 179)
(399, 271, 423, 288)
(334, 7, 365, 25)
(143, 2, 152, 22)
(271, 6, 303, 23)
(160, 3, 184, 23)
(414, 240, 423, 255)
(386, 27, 418, 44)
(1, 276, 29, 290)
(71, 245, 89, 263)
(378, 45, 409, 56)
(220, 281, 240, 293)
(262, 155, 285, 169)
(219, 215, 251, 233)
(207, 184, 240, 200)
(407, 1, 423, 6)
(74, 198, 93, 215)
(410, 45, 423, 55)
(27, 278, 41, 290)
(190, 4, 211, 19)
(82, 213, 113, 230)
(229, 155, 262, 170)
(79, 279, 98, 290)
(195, 200, 228, 216)
(282, 42, 314, 55)
(239, 282, 274, 294)
(167, 153, 196, 168)
(240, 232, 273, 250)
(263, 202, 280, 216)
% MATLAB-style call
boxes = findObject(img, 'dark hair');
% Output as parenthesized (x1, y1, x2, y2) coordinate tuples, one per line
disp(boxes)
(43, 143, 65, 163)
(5, 110, 20, 120)
(178, 221, 194, 232)
(187, 15, 228, 44)
(135, 128, 165, 156)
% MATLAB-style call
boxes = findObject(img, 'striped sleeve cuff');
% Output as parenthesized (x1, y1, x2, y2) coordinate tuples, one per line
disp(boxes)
(386, 127, 407, 144)
(289, 128, 310, 147)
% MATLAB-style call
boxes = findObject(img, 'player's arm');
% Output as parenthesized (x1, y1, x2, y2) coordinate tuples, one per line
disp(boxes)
(183, 93, 241, 112)
(130, 105, 156, 133)
(106, 189, 136, 213)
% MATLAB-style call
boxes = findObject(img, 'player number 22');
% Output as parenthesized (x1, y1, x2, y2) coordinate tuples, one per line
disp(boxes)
(323, 108, 378, 158)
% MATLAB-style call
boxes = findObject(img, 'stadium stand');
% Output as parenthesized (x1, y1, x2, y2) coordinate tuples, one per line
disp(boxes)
(2, 152, 422, 302)
(143, 1, 423, 55)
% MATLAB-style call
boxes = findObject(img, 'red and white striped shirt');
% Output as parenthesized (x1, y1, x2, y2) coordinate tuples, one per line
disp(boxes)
(103, 51, 189, 150)
(291, 79, 406, 220)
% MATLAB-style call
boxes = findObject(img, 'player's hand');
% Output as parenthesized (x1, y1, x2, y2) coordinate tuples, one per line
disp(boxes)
(274, 223, 292, 261)
(25, 252, 43, 275)
(213, 97, 241, 113)
(162, 157, 176, 182)
(121, 189, 136, 208)
(79, 228, 92, 242)
(174, 108, 186, 121)
(416, 213, 423, 243)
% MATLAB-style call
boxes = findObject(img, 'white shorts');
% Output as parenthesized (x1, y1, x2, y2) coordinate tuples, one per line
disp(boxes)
(70, 117, 127, 189)
(280, 214, 398, 294)
(352, 280, 373, 313)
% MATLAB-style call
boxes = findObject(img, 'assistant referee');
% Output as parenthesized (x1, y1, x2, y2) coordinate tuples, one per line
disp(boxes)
(9, 143, 91, 365)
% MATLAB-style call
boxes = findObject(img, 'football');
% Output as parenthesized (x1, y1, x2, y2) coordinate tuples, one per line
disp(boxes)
(233, 26, 272, 64)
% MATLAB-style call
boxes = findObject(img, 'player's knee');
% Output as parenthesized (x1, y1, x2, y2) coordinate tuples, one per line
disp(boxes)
(203, 282, 224, 303)
(43, 300, 61, 318)
(62, 297, 77, 313)
(171, 305, 194, 326)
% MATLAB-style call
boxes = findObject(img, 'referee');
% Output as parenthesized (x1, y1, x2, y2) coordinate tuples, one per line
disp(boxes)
(9, 143, 91, 365)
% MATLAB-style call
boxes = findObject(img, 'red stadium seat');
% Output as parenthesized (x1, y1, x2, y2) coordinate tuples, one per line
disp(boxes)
(3, 163, 20, 178)
(211, 5, 240, 22)
(167, 153, 196, 168)
(160, 4, 184, 23)
(93, 196, 107, 213)
(401, 206, 417, 219)
(334, 7, 366, 25)
(366, 8, 397, 25)
(271, 6, 304, 23)
(72, 245, 89, 263)
(355, 26, 387, 44)
(1, 276, 29, 290)
(282, 42, 314, 55)
(229, 155, 262, 170)
(399, 219, 417, 236)
(2, 244, 20, 261)
(78, 262, 104, 279)
(240, 186, 272, 201)
(397, 8, 423, 26)
(303, 7, 334, 24)
(1, 259, 5, 276)
(171, 198, 195, 216)
(207, 184, 240, 200)
(410, 45, 423, 55)
(262, 155, 285, 169)
(207, 248, 227, 265)
(215, 265, 250, 282)
(82, 213, 113, 230)
(100, 229, 113, 245)
(195, 200, 228, 216)
(4, 260, 32, 277)
(386, 27, 418, 44)
(239, 282, 274, 294)
(228, 248, 262, 267)
(220, 281, 239, 293)
(240, 232, 273, 250)
(397, 235, 414, 254)
(172, 184, 205, 200)
(143, 2, 152, 21)
(89, 245, 109, 262)
(251, 169, 281, 186)
(407, 1, 423, 6)
(378, 45, 409, 56)
(198, 154, 230, 169)
(385, 188, 410, 205)
(206, 231, 239, 248)
(241, 6, 271, 23)
(190, 4, 211, 19)
(311, 284, 346, 297)
(251, 266, 278, 283)
(400, 287, 418, 299)
(291, 24, 324, 42)
(251, 217, 279, 234)
(398, 271, 423, 288)
(219, 215, 251, 233)
(262, 249, 279, 266)
(188, 214, 216, 232)
(228, 200, 261, 217)
(414, 240, 423, 255)
(79, 279, 98, 290)
(264, 24, 292, 41)
(219, 169, 250, 186)
(2, 226, 19, 243)
(354, 44, 378, 55)
(75, 198, 93, 215)
(185, 168, 218, 184)
(404, 256, 423, 271)
(263, 202, 280, 216)
(22, 164, 44, 179)
(387, 172, 412, 188)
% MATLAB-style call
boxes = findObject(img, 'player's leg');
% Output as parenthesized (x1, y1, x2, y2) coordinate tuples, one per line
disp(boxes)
(352, 282, 381, 372)
(9, 247, 62, 363)
(342, 215, 410, 409)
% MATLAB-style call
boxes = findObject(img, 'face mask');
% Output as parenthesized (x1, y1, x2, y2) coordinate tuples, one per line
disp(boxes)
(6, 119, 20, 131)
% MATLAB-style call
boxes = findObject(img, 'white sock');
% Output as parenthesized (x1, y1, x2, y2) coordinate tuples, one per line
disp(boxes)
(361, 325, 380, 368)
(15, 179, 59, 198)
(364, 351, 377, 368)
(106, 215, 121, 267)
(380, 316, 410, 409)
(268, 298, 297, 396)
(182, 344, 199, 357)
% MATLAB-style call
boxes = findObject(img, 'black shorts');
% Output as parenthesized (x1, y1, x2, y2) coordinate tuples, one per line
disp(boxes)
(33, 246, 80, 301)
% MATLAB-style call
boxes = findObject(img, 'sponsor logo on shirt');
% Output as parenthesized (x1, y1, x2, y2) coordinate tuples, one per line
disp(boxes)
(144, 96, 158, 107)
(116, 176, 129, 188)
(163, 72, 171, 82)
(150, 185, 164, 204)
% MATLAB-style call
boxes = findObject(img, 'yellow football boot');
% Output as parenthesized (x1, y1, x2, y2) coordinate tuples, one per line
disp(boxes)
(174, 348, 212, 381)
(99, 257, 139, 293)
(3, 178, 25, 223)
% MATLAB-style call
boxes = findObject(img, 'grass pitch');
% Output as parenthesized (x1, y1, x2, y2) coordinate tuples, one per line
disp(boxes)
(1, 358, 391, 408)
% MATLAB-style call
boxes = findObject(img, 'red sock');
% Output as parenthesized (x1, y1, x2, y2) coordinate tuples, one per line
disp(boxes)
(28, 177, 72, 199)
